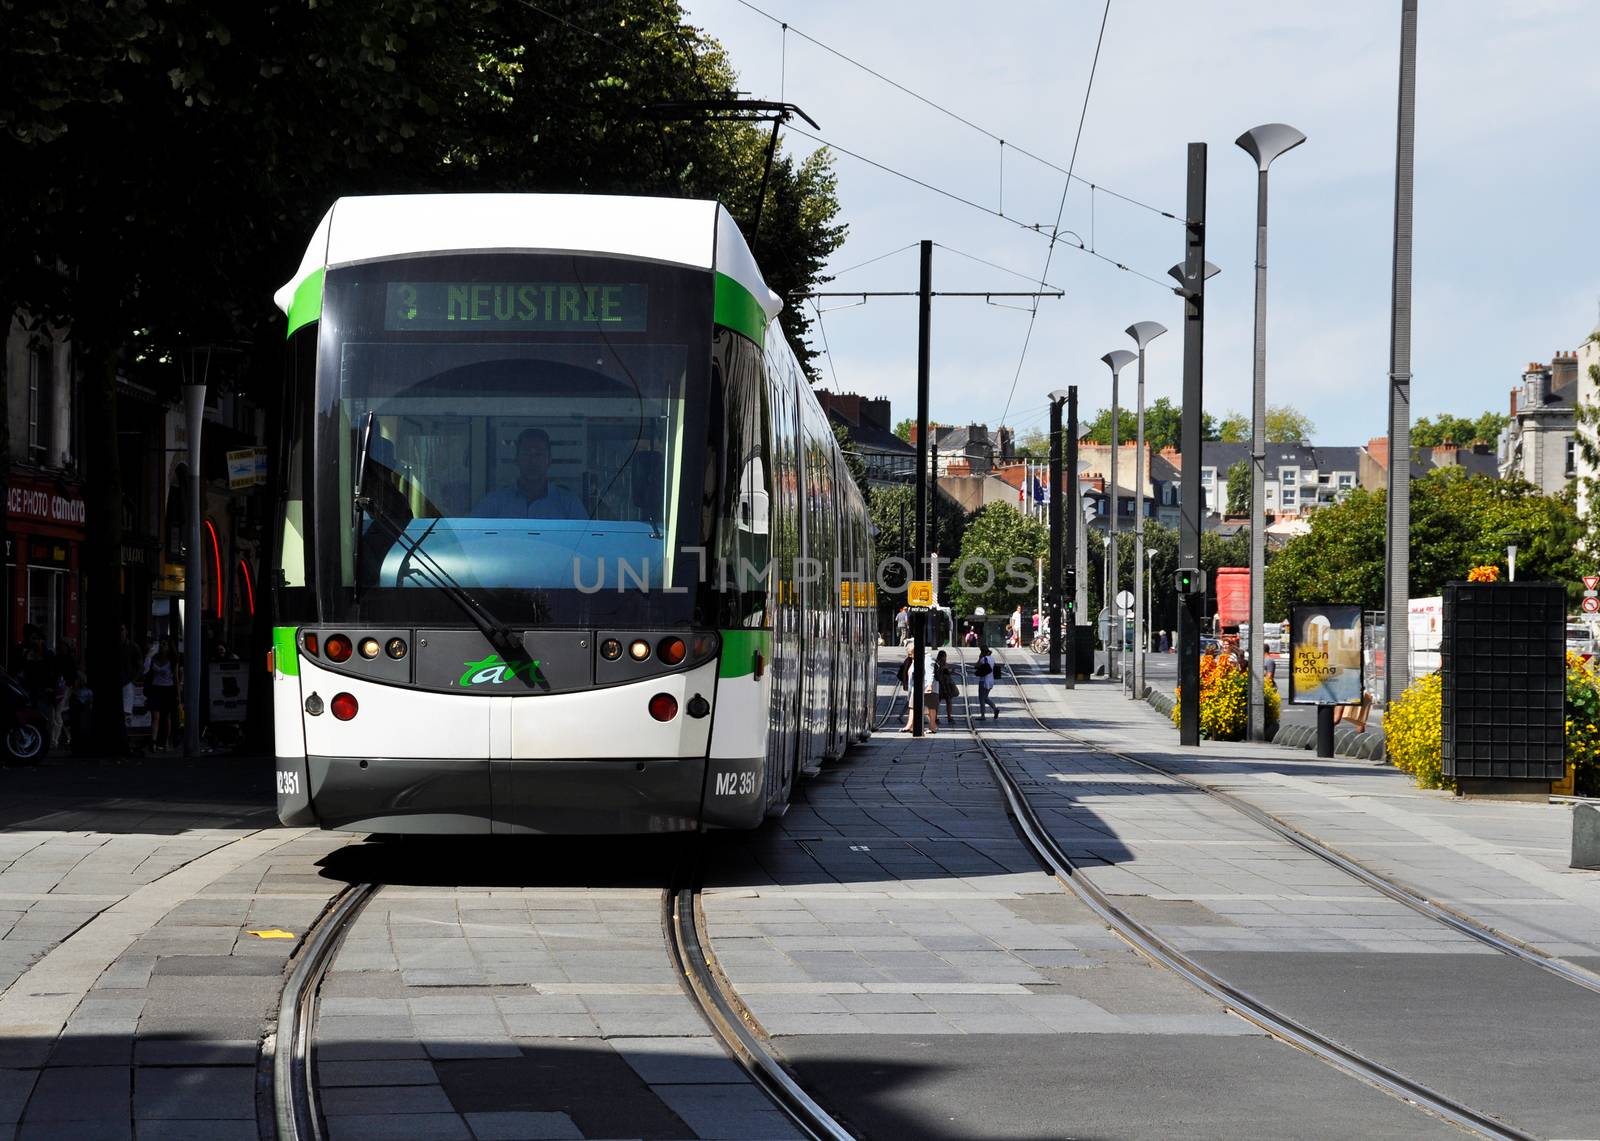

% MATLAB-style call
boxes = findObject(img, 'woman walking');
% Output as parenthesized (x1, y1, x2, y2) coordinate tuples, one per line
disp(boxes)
(144, 639, 179, 751)
(975, 644, 999, 719)
(936, 650, 958, 722)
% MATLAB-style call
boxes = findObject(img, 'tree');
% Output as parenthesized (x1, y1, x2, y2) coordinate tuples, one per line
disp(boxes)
(1575, 334, 1600, 552)
(1141, 398, 1218, 452)
(1081, 408, 1137, 445)
(893, 418, 914, 443)
(1225, 460, 1250, 516)
(834, 423, 867, 495)
(1014, 428, 1048, 459)
(1217, 411, 1249, 443)
(1265, 469, 1586, 621)
(948, 503, 1046, 620)
(868, 482, 967, 632)
(1413, 411, 1510, 448)
(1265, 404, 1315, 443)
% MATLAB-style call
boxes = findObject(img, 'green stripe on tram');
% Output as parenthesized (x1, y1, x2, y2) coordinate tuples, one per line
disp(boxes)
(286, 267, 324, 338)
(719, 630, 772, 678)
(713, 273, 766, 346)
(273, 626, 300, 677)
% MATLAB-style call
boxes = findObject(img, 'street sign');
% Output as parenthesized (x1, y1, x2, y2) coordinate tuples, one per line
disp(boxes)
(907, 580, 934, 609)
(1585, 574, 1600, 591)
(1114, 590, 1135, 615)
(1585, 596, 1600, 614)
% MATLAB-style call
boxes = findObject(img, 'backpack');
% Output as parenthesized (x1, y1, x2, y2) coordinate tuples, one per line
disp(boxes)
(974, 657, 992, 678)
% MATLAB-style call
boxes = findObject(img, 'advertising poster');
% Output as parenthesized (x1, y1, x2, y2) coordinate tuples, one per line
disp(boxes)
(1289, 604, 1365, 705)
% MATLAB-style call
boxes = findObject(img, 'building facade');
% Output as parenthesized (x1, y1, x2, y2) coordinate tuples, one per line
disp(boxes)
(1498, 353, 1578, 495)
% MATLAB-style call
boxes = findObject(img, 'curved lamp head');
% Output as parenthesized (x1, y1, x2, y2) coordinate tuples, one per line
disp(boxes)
(1125, 321, 1167, 350)
(1047, 389, 1071, 403)
(1235, 123, 1306, 171)
(1168, 260, 1221, 286)
(1100, 349, 1137, 377)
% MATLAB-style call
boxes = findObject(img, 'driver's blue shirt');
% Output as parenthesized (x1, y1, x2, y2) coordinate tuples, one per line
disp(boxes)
(471, 483, 587, 519)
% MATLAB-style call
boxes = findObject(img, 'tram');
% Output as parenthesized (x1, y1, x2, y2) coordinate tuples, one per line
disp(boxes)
(268, 194, 875, 833)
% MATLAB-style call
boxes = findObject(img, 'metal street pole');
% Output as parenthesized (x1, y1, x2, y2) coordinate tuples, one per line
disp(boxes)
(1236, 122, 1306, 741)
(1126, 322, 1166, 701)
(1064, 386, 1079, 689)
(1384, 0, 1419, 711)
(912, 240, 932, 735)
(1172, 142, 1212, 747)
(1099, 351, 1136, 690)
(183, 381, 206, 756)
(1047, 392, 1067, 674)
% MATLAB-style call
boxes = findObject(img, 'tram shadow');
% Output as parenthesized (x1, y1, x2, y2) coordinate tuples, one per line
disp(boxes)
(313, 833, 704, 890)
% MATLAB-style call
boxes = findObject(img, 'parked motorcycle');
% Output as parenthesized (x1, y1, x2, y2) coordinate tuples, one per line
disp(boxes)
(1, 667, 46, 765)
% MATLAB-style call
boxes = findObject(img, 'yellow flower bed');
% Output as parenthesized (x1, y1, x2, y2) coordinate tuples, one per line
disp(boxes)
(1172, 651, 1280, 741)
(1566, 651, 1600, 797)
(1384, 671, 1451, 790)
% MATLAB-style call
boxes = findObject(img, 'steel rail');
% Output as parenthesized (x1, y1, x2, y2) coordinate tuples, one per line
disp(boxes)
(664, 877, 854, 1141)
(950, 653, 1534, 1141)
(273, 882, 381, 1141)
(1003, 658, 1600, 998)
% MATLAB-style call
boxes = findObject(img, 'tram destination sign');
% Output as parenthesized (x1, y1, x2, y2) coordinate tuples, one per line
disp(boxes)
(385, 282, 648, 332)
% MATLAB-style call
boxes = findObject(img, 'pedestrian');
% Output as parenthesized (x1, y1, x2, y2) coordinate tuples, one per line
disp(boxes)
(144, 639, 179, 751)
(903, 647, 940, 734)
(895, 641, 914, 691)
(975, 644, 999, 719)
(894, 606, 909, 644)
(118, 624, 144, 721)
(962, 623, 978, 648)
(1009, 605, 1022, 649)
(936, 649, 958, 721)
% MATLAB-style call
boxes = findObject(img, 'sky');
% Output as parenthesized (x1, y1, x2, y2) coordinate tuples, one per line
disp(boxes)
(678, 0, 1600, 448)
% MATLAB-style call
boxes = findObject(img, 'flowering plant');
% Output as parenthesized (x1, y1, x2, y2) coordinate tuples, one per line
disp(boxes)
(1566, 651, 1600, 796)
(1466, 564, 1501, 583)
(1172, 651, 1280, 741)
(1385, 671, 1450, 789)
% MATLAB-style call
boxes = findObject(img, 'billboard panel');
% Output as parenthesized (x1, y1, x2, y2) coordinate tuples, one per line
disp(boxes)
(1289, 604, 1364, 706)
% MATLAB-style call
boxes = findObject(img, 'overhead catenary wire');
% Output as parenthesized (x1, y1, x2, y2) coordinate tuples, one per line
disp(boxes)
(728, 0, 1185, 224)
(996, 0, 1115, 431)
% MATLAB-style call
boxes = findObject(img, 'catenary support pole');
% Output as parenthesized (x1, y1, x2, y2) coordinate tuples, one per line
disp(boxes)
(912, 240, 932, 736)
(1048, 397, 1064, 674)
(1384, 0, 1419, 710)
(1177, 143, 1209, 748)
(183, 381, 206, 756)
(1317, 704, 1335, 757)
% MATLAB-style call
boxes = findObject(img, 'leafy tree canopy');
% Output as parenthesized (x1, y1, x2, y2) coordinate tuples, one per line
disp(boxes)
(1216, 411, 1249, 443)
(1266, 404, 1315, 444)
(1412, 411, 1510, 448)
(893, 418, 914, 442)
(1079, 400, 1218, 450)
(948, 502, 1045, 619)
(1225, 460, 1250, 517)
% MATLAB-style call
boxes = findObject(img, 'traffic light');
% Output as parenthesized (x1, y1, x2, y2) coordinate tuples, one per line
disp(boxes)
(1175, 567, 1207, 595)
(1064, 597, 1076, 615)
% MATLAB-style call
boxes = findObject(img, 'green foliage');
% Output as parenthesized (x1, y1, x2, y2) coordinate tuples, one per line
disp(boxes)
(1171, 652, 1280, 741)
(892, 418, 914, 442)
(1014, 428, 1048, 459)
(1080, 407, 1137, 446)
(948, 502, 1047, 619)
(1265, 469, 1586, 619)
(1573, 340, 1600, 554)
(1225, 460, 1250, 517)
(1265, 404, 1315, 444)
(1385, 672, 1450, 790)
(1412, 411, 1509, 448)
(867, 482, 968, 629)
(1078, 401, 1217, 450)
(1216, 411, 1249, 443)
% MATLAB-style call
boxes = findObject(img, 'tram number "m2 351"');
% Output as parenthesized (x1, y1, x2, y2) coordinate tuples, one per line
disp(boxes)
(713, 771, 755, 797)
(276, 771, 300, 796)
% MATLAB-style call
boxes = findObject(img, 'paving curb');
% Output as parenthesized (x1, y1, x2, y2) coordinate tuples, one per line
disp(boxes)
(1142, 686, 1386, 761)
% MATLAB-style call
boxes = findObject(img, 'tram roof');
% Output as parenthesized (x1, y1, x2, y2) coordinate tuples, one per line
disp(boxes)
(273, 193, 781, 334)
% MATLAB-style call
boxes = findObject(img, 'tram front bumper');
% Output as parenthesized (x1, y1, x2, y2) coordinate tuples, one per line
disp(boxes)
(283, 752, 767, 834)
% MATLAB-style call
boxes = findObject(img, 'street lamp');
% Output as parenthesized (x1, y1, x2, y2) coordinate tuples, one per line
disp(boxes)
(1236, 122, 1306, 741)
(1099, 349, 1136, 687)
(1125, 321, 1166, 700)
(1147, 548, 1158, 652)
(1507, 544, 1517, 582)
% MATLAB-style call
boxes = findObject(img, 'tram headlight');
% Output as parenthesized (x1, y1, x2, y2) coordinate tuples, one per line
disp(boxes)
(330, 693, 359, 721)
(657, 637, 686, 665)
(600, 638, 623, 661)
(324, 634, 353, 663)
(628, 639, 651, 661)
(358, 637, 381, 659)
(648, 693, 678, 722)
(385, 638, 407, 660)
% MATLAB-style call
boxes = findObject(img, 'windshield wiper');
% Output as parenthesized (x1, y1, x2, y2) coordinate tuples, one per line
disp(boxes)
(352, 440, 539, 687)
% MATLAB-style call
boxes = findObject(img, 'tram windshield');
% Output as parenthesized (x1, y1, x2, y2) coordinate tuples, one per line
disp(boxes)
(306, 253, 714, 626)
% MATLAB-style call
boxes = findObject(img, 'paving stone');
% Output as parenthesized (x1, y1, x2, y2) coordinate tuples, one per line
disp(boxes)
(324, 1113, 471, 1141)
(651, 1084, 802, 1141)
(133, 1066, 255, 1119)
(463, 1110, 583, 1140)
(607, 1037, 743, 1085)
(320, 1084, 455, 1116)
(18, 1066, 129, 1121)
(318, 1060, 441, 1087)
(0, 1070, 38, 1125)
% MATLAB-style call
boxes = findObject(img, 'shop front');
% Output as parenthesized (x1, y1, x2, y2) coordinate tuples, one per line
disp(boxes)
(5, 470, 86, 658)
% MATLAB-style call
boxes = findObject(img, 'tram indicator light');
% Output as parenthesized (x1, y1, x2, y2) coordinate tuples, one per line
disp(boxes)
(325, 634, 353, 663)
(628, 639, 652, 661)
(600, 638, 623, 661)
(385, 638, 408, 660)
(330, 693, 359, 721)
(358, 637, 381, 659)
(648, 693, 678, 722)
(658, 637, 686, 665)
(302, 632, 319, 657)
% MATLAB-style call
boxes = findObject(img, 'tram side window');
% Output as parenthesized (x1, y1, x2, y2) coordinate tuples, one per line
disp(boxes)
(714, 333, 771, 627)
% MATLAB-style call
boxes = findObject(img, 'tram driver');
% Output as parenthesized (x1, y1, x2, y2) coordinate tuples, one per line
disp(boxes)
(472, 427, 587, 519)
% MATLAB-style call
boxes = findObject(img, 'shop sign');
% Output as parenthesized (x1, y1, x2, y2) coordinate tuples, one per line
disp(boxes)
(227, 448, 268, 490)
(6, 474, 86, 529)
(209, 661, 249, 722)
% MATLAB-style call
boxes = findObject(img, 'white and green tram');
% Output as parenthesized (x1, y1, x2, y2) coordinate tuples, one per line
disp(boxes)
(269, 194, 875, 833)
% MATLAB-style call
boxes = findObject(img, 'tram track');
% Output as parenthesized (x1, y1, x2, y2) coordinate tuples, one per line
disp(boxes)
(951, 650, 1538, 1141)
(1000, 656, 1600, 997)
(273, 861, 853, 1141)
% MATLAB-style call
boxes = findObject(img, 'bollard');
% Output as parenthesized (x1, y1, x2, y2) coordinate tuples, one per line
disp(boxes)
(1574, 803, 1600, 871)
(1316, 705, 1335, 758)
